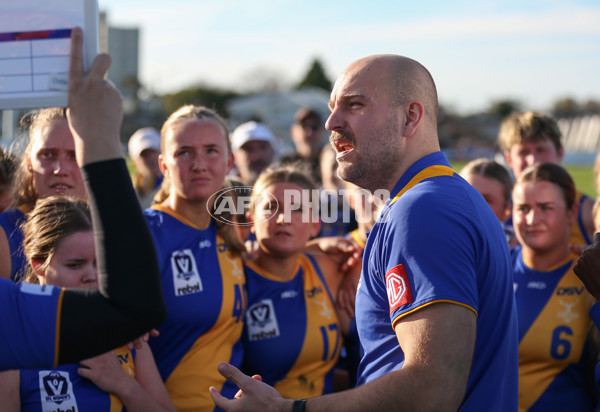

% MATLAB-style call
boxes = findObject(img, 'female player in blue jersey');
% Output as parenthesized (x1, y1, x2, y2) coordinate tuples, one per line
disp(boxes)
(240, 165, 361, 399)
(0, 197, 175, 412)
(143, 105, 247, 411)
(0, 107, 87, 281)
(0, 27, 166, 371)
(511, 162, 598, 411)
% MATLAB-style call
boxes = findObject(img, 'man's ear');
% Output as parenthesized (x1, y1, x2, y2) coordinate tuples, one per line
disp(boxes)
(402, 101, 425, 138)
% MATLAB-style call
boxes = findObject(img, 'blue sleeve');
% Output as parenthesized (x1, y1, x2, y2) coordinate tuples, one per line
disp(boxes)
(588, 302, 600, 402)
(0, 279, 62, 370)
(589, 300, 600, 330)
(0, 209, 26, 281)
(378, 187, 479, 325)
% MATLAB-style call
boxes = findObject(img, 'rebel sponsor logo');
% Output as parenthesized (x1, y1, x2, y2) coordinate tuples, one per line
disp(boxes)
(246, 299, 280, 341)
(171, 249, 203, 296)
(386, 264, 413, 313)
(39, 370, 79, 412)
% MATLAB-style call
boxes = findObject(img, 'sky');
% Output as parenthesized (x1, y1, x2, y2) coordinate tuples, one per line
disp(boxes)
(98, 0, 600, 114)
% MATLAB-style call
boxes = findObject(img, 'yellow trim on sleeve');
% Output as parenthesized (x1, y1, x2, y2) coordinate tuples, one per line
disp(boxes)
(53, 287, 66, 367)
(391, 299, 478, 330)
(389, 165, 455, 207)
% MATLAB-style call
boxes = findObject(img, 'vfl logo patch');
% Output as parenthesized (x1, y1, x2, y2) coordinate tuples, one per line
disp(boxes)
(246, 299, 280, 341)
(39, 370, 79, 412)
(171, 249, 203, 296)
(386, 264, 412, 313)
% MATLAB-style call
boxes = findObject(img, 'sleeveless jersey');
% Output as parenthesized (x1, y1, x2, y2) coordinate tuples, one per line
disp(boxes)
(512, 247, 596, 411)
(0, 281, 63, 370)
(20, 346, 135, 412)
(144, 205, 246, 412)
(0, 207, 27, 281)
(355, 151, 519, 411)
(241, 254, 341, 399)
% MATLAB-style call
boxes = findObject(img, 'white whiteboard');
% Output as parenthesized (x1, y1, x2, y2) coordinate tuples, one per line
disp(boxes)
(0, 0, 99, 109)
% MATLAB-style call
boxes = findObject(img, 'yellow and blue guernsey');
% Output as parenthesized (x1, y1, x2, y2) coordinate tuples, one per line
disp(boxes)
(512, 247, 597, 411)
(19, 347, 135, 412)
(355, 152, 519, 411)
(0, 207, 28, 281)
(144, 205, 246, 412)
(0, 281, 63, 370)
(241, 254, 341, 399)
(588, 301, 600, 407)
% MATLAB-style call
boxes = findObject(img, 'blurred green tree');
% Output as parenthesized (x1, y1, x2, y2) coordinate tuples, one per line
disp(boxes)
(296, 58, 332, 91)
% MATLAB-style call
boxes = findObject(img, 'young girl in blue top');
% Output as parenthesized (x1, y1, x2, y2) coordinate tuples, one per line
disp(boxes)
(241, 165, 360, 399)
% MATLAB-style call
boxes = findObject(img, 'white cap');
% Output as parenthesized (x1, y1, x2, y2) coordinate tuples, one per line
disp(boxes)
(128, 127, 161, 161)
(231, 121, 277, 152)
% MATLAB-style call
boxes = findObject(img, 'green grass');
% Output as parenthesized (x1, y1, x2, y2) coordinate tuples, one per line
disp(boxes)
(451, 161, 597, 198)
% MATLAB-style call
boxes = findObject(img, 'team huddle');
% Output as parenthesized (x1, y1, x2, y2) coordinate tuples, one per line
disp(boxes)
(1, 29, 600, 412)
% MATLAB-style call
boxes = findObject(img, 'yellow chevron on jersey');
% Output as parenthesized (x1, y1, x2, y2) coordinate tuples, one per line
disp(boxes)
(274, 255, 340, 398)
(164, 234, 245, 412)
(109, 346, 136, 412)
(243, 255, 341, 399)
(517, 256, 593, 411)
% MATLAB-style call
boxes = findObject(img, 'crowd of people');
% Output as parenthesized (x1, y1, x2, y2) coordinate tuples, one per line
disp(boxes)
(2, 29, 600, 412)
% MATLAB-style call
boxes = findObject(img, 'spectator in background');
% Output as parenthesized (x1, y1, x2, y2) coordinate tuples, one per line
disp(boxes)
(231, 121, 277, 186)
(128, 127, 163, 209)
(498, 111, 595, 249)
(460, 158, 517, 246)
(280, 107, 325, 185)
(0, 150, 17, 212)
